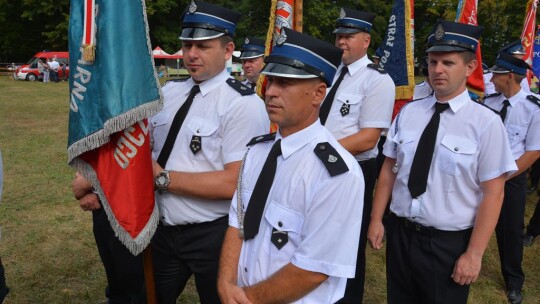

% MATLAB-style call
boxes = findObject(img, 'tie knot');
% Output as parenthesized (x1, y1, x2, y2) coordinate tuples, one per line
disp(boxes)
(503, 99, 510, 107)
(340, 66, 349, 76)
(191, 85, 201, 95)
(269, 139, 282, 158)
(435, 102, 449, 114)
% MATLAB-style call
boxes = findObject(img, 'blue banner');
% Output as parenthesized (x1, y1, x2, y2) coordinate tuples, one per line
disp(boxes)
(533, 26, 540, 80)
(68, 0, 162, 161)
(378, 0, 415, 100)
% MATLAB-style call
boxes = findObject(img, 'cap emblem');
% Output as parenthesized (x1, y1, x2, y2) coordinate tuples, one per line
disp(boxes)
(245, 37, 250, 45)
(339, 8, 346, 20)
(188, 0, 197, 14)
(276, 30, 287, 46)
(435, 24, 445, 41)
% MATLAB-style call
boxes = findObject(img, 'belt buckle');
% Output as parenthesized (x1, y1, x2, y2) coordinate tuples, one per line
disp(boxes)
(415, 223, 421, 232)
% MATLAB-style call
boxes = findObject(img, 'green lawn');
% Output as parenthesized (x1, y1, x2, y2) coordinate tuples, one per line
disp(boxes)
(0, 76, 539, 303)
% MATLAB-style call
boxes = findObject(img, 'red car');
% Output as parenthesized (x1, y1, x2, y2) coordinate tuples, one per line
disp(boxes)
(16, 51, 69, 81)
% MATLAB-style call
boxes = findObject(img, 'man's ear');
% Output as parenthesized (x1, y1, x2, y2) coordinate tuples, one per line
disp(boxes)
(465, 59, 478, 77)
(312, 81, 327, 107)
(224, 41, 235, 60)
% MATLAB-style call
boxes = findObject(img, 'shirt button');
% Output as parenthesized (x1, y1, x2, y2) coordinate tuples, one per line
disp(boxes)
(319, 145, 326, 150)
(244, 267, 248, 272)
(454, 147, 459, 152)
(278, 221, 283, 227)
(399, 140, 403, 144)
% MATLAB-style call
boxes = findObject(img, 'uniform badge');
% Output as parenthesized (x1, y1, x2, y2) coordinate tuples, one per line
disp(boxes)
(435, 24, 445, 41)
(190, 135, 202, 154)
(392, 163, 399, 173)
(328, 155, 338, 163)
(339, 8, 346, 20)
(276, 30, 287, 46)
(340, 101, 350, 116)
(188, 0, 197, 14)
(271, 228, 288, 250)
(245, 37, 250, 45)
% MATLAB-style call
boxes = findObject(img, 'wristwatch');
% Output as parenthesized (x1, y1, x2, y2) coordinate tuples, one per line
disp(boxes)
(154, 170, 170, 191)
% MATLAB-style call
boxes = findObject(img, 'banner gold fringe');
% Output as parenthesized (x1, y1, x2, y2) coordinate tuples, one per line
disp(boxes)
(82, 44, 96, 63)
(256, 0, 278, 97)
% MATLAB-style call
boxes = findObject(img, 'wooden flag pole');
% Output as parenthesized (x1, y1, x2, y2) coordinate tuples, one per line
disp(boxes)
(294, 0, 303, 32)
(143, 246, 157, 304)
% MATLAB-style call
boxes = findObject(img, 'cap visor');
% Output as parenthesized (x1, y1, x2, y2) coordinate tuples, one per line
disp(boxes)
(426, 45, 471, 53)
(333, 27, 365, 34)
(180, 28, 225, 41)
(490, 65, 511, 74)
(239, 52, 264, 60)
(261, 63, 319, 79)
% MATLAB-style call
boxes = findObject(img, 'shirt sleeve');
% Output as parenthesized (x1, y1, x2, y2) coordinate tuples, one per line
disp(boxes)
(358, 72, 396, 129)
(477, 116, 518, 181)
(383, 117, 398, 159)
(222, 96, 270, 164)
(291, 169, 364, 278)
(525, 108, 540, 152)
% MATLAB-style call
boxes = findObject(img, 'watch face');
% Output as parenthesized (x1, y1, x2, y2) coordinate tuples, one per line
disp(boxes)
(157, 175, 166, 186)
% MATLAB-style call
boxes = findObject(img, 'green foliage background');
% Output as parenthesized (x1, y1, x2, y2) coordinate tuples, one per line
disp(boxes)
(0, 0, 535, 67)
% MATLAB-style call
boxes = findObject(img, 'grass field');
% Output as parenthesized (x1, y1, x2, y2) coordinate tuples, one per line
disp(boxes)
(0, 76, 539, 303)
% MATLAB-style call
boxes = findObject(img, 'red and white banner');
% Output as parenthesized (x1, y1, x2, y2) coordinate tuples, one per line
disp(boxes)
(522, 0, 538, 84)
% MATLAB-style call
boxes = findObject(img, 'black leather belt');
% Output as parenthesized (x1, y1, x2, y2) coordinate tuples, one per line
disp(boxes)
(159, 215, 228, 231)
(392, 213, 471, 236)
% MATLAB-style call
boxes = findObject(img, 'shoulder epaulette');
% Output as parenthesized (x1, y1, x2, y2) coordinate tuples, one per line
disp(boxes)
(227, 78, 255, 96)
(482, 92, 502, 101)
(473, 100, 500, 115)
(527, 95, 540, 108)
(313, 142, 349, 177)
(247, 133, 276, 146)
(367, 63, 387, 74)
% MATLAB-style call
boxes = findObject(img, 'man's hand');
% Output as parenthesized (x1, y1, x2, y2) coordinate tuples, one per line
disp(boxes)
(152, 160, 163, 178)
(451, 251, 482, 285)
(72, 172, 92, 200)
(218, 281, 252, 304)
(79, 193, 101, 212)
(367, 220, 385, 250)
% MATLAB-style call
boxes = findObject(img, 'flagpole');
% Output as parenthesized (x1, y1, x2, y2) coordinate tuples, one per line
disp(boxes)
(294, 0, 303, 32)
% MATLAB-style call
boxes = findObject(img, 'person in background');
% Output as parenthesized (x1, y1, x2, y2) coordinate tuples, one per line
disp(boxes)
(37, 59, 46, 82)
(149, 1, 269, 303)
(238, 36, 265, 90)
(43, 58, 50, 83)
(218, 27, 364, 304)
(484, 51, 540, 304)
(413, 57, 433, 100)
(0, 151, 9, 303)
(321, 8, 396, 304)
(48, 57, 60, 83)
(368, 20, 517, 304)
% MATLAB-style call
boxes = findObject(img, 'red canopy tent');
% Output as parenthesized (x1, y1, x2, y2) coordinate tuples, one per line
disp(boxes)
(152, 46, 183, 59)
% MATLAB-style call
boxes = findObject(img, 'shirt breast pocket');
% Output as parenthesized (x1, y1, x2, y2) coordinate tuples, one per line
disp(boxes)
(506, 124, 527, 146)
(150, 112, 171, 150)
(439, 135, 477, 176)
(334, 93, 362, 119)
(393, 131, 416, 162)
(264, 201, 304, 263)
(186, 117, 220, 160)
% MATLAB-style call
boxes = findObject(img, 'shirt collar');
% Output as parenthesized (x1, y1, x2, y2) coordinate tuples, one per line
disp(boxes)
(506, 89, 527, 107)
(339, 54, 370, 76)
(187, 68, 231, 97)
(275, 120, 323, 159)
(430, 89, 470, 113)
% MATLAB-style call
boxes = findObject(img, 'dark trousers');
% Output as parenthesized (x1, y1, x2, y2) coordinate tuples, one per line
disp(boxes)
(496, 171, 527, 291)
(526, 197, 540, 237)
(337, 158, 377, 304)
(50, 70, 58, 82)
(151, 216, 228, 304)
(386, 214, 472, 304)
(92, 208, 146, 304)
(530, 159, 540, 188)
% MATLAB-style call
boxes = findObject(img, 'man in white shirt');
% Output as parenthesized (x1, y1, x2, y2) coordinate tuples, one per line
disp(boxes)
(218, 27, 364, 304)
(48, 57, 60, 83)
(150, 1, 269, 303)
(238, 37, 265, 90)
(368, 20, 517, 304)
(484, 52, 540, 304)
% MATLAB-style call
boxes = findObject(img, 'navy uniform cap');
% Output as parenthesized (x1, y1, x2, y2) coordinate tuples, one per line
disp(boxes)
(334, 8, 376, 34)
(490, 52, 530, 76)
(498, 40, 526, 55)
(482, 62, 489, 74)
(239, 37, 265, 59)
(180, 0, 241, 41)
(261, 28, 343, 86)
(426, 20, 483, 53)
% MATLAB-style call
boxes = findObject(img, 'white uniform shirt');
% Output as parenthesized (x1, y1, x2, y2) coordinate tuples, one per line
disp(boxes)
(413, 81, 433, 100)
(241, 79, 256, 90)
(483, 89, 540, 159)
(323, 55, 396, 161)
(383, 90, 517, 230)
(229, 121, 364, 303)
(48, 60, 60, 71)
(151, 69, 270, 225)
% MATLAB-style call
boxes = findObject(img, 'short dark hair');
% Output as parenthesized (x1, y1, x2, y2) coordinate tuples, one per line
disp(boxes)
(219, 35, 233, 46)
(513, 74, 525, 84)
(458, 51, 476, 64)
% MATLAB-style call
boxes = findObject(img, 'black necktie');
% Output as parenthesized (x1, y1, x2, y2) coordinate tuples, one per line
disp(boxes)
(243, 139, 282, 240)
(157, 85, 200, 168)
(500, 99, 510, 122)
(408, 102, 450, 198)
(319, 66, 348, 125)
